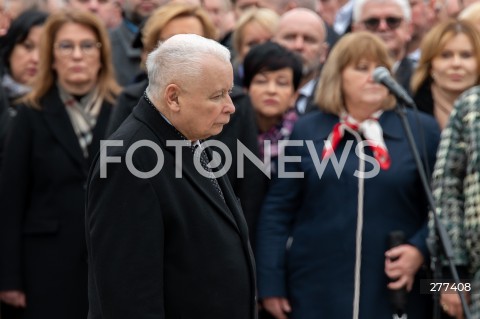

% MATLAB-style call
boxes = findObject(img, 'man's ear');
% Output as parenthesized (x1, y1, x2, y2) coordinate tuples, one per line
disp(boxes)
(165, 84, 180, 112)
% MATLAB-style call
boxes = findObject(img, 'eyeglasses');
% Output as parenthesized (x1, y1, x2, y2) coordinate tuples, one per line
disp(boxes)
(362, 17, 403, 31)
(54, 40, 102, 56)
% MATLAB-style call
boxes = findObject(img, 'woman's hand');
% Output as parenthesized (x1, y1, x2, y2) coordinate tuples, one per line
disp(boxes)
(0, 290, 26, 307)
(385, 244, 424, 291)
(440, 290, 469, 319)
(262, 297, 291, 319)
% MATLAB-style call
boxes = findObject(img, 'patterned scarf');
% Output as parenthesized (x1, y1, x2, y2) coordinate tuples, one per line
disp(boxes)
(257, 108, 298, 162)
(322, 110, 391, 170)
(1, 73, 31, 99)
(58, 84, 103, 158)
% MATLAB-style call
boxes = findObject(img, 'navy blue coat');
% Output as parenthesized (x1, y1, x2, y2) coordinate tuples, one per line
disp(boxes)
(256, 108, 440, 319)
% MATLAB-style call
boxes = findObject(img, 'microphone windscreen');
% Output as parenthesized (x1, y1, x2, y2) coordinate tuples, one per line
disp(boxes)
(373, 66, 390, 83)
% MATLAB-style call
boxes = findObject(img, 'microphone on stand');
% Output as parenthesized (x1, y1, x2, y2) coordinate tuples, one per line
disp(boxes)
(373, 67, 416, 108)
(388, 231, 408, 319)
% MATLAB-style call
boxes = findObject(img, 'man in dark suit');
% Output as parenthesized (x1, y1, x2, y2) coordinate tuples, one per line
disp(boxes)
(273, 8, 329, 115)
(109, 0, 165, 85)
(85, 34, 257, 319)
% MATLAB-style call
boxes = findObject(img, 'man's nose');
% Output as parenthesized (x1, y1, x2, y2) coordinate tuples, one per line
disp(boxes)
(293, 36, 304, 50)
(88, 0, 100, 12)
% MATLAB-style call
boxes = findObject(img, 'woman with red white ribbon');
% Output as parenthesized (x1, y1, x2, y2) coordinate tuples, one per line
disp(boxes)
(255, 31, 440, 319)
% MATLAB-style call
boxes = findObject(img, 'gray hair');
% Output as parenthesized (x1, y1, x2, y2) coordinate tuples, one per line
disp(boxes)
(353, 0, 411, 23)
(293, 0, 318, 11)
(145, 34, 231, 101)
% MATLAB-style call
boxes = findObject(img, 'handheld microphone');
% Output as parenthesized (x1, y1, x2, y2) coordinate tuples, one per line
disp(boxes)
(388, 231, 408, 318)
(373, 67, 416, 107)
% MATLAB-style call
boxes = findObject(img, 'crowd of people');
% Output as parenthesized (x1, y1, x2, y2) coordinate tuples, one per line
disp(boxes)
(0, 0, 480, 318)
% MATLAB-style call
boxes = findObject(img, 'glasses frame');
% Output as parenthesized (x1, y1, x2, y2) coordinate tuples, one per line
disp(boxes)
(361, 17, 404, 31)
(54, 41, 102, 56)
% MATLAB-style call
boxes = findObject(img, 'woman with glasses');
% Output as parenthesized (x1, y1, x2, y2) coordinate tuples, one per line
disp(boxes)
(0, 10, 120, 319)
(411, 19, 480, 129)
(0, 9, 48, 168)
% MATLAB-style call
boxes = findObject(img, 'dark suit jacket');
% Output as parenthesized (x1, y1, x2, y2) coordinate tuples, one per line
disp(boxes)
(0, 85, 112, 319)
(86, 97, 257, 319)
(109, 20, 142, 86)
(302, 78, 320, 115)
(395, 56, 415, 95)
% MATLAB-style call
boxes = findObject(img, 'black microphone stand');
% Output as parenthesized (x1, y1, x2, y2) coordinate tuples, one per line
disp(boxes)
(394, 101, 471, 319)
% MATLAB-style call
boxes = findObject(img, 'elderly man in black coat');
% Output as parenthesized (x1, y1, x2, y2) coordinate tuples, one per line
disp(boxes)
(85, 34, 257, 319)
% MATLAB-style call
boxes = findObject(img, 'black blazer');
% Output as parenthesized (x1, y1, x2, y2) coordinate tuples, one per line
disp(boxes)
(395, 56, 415, 95)
(0, 85, 112, 319)
(86, 97, 257, 319)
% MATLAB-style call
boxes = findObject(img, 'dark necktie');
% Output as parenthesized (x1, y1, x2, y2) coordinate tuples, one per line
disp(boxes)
(192, 144, 226, 203)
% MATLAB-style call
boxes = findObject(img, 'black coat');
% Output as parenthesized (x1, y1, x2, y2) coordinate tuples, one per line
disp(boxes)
(106, 82, 265, 243)
(0, 86, 113, 319)
(0, 84, 10, 168)
(85, 97, 257, 319)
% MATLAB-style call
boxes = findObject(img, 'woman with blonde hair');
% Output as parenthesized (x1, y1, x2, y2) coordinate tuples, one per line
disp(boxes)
(107, 2, 216, 134)
(231, 7, 279, 86)
(256, 31, 439, 319)
(411, 18, 480, 129)
(459, 2, 480, 31)
(0, 10, 120, 319)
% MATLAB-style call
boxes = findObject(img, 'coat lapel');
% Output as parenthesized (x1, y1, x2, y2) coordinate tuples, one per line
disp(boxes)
(41, 87, 88, 174)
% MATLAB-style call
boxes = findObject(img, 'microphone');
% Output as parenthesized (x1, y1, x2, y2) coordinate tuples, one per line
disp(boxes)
(373, 67, 416, 107)
(388, 231, 408, 318)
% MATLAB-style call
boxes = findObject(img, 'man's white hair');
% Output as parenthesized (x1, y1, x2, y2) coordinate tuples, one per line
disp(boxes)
(352, 0, 412, 23)
(145, 34, 231, 101)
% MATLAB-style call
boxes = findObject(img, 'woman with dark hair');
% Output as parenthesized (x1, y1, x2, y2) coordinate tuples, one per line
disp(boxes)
(242, 41, 302, 175)
(0, 10, 120, 319)
(0, 9, 48, 167)
(232, 41, 302, 246)
(0, 9, 48, 105)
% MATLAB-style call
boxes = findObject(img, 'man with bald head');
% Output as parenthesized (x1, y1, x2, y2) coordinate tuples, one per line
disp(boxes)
(273, 8, 328, 114)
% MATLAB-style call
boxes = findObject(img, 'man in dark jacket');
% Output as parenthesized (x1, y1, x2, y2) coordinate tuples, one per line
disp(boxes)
(86, 34, 257, 319)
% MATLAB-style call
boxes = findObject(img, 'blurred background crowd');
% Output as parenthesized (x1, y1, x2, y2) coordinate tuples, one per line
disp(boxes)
(1, 0, 480, 318)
